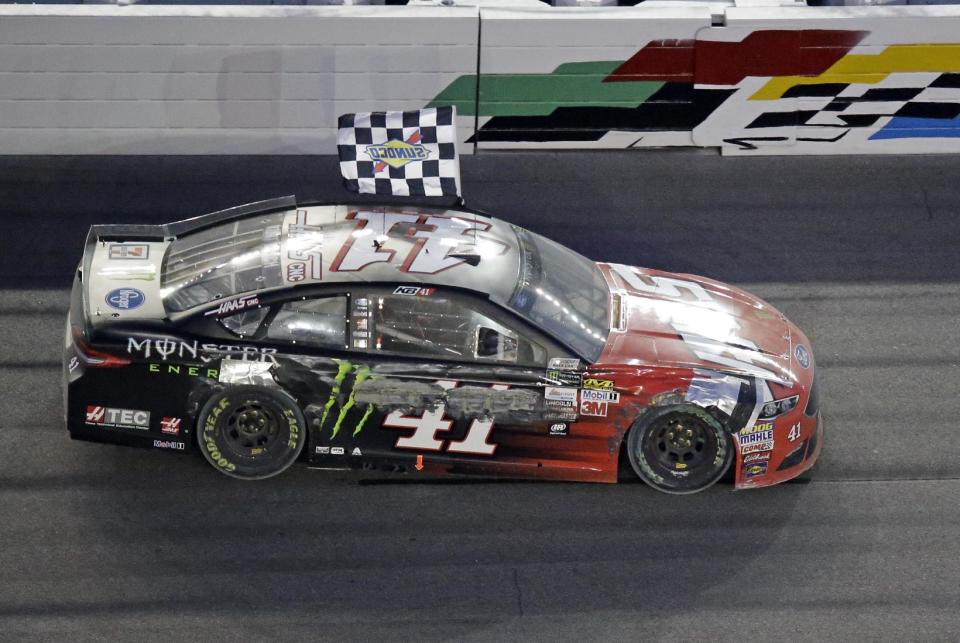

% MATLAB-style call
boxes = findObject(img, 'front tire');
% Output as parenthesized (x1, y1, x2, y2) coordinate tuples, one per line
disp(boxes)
(198, 386, 306, 480)
(626, 404, 732, 494)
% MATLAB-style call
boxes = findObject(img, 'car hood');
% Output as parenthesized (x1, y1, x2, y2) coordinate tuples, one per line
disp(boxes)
(597, 263, 795, 385)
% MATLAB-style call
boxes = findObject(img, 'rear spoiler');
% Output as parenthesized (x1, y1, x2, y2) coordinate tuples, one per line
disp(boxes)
(165, 195, 297, 237)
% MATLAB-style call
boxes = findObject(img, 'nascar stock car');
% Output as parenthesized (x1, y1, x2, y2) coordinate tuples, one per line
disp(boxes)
(64, 195, 821, 494)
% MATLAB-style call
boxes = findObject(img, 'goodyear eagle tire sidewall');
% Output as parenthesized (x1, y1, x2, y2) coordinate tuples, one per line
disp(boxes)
(627, 404, 732, 495)
(197, 385, 306, 480)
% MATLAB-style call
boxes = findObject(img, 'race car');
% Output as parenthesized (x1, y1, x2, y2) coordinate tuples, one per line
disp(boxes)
(64, 195, 821, 493)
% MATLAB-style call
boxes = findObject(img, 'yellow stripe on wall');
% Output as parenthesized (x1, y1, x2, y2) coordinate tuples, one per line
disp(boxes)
(750, 44, 960, 100)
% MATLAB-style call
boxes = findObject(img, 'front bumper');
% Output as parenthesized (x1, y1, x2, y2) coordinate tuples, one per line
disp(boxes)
(735, 409, 823, 490)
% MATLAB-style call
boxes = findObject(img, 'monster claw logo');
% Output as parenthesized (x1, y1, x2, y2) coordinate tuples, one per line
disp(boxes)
(320, 359, 377, 440)
(365, 134, 430, 171)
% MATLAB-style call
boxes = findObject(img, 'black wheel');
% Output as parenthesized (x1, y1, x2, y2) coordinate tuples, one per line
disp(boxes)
(626, 404, 733, 494)
(197, 386, 306, 480)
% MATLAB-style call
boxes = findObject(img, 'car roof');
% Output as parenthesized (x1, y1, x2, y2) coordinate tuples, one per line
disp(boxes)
(161, 203, 523, 314)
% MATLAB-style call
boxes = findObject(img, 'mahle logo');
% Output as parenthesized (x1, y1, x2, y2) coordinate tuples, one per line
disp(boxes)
(365, 139, 430, 169)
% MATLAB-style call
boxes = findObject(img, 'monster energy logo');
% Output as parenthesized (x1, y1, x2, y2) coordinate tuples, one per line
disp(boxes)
(320, 360, 377, 439)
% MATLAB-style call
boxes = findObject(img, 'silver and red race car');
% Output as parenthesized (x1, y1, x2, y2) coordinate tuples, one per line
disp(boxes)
(64, 196, 821, 493)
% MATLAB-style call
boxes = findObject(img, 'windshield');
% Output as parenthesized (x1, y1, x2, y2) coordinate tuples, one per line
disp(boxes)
(508, 226, 609, 362)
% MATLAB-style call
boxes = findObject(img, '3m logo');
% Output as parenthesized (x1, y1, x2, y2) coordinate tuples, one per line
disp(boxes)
(580, 400, 608, 417)
(86, 405, 105, 423)
(383, 381, 507, 456)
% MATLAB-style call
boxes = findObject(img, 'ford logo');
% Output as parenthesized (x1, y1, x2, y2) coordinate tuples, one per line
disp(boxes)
(105, 288, 145, 310)
(795, 344, 810, 369)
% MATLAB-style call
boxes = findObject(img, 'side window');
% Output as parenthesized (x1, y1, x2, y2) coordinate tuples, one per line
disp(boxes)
(220, 308, 269, 338)
(352, 292, 546, 366)
(266, 296, 347, 349)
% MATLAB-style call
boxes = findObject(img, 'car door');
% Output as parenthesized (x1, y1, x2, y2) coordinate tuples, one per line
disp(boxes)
(301, 285, 585, 477)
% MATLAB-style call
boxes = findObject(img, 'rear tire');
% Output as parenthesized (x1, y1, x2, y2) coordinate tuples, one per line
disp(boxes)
(626, 404, 732, 494)
(197, 386, 306, 480)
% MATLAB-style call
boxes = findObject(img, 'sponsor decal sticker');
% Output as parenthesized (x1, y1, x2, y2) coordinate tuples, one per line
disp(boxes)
(549, 422, 569, 437)
(741, 421, 774, 436)
(742, 440, 775, 454)
(108, 244, 149, 260)
(351, 447, 362, 456)
(68, 356, 79, 372)
(128, 337, 277, 364)
(160, 417, 181, 436)
(548, 358, 580, 370)
(283, 209, 323, 283)
(105, 288, 145, 310)
(315, 446, 331, 455)
(738, 429, 774, 446)
(286, 263, 306, 282)
(203, 294, 260, 317)
(582, 378, 614, 391)
(393, 286, 436, 296)
(580, 400, 608, 417)
(85, 405, 150, 430)
(331, 447, 345, 455)
(581, 389, 620, 404)
(544, 387, 578, 403)
(149, 363, 220, 378)
(153, 439, 185, 450)
(744, 461, 768, 479)
(365, 139, 431, 169)
(795, 345, 810, 369)
(546, 369, 581, 386)
(743, 452, 771, 464)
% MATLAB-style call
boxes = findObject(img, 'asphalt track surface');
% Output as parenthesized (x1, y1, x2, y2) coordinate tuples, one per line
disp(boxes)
(2, 152, 960, 641)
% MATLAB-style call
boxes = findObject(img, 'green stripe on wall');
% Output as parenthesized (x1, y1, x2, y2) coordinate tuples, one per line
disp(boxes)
(429, 61, 664, 117)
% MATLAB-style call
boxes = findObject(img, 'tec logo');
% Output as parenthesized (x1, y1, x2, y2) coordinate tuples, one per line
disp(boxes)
(105, 288, 145, 310)
(85, 405, 150, 430)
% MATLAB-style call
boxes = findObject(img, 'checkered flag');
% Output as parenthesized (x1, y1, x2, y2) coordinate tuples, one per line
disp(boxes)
(337, 106, 461, 198)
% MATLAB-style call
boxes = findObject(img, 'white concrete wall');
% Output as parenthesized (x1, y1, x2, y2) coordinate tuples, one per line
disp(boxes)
(3, 2, 960, 155)
(0, 4, 478, 154)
